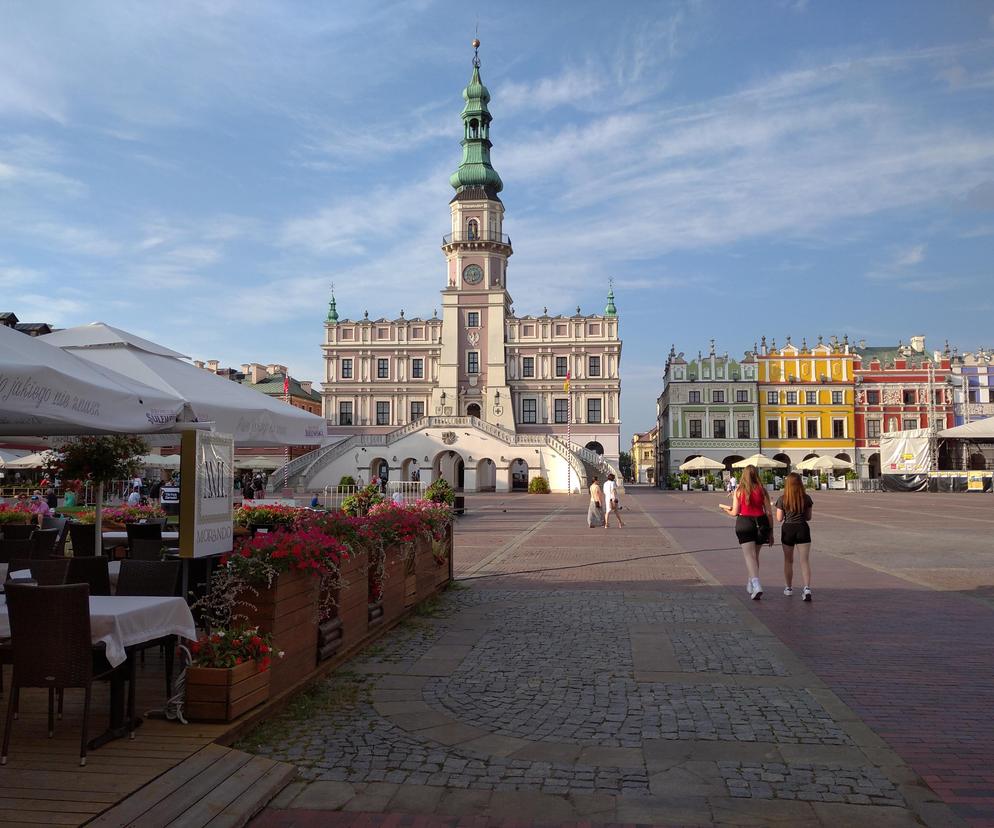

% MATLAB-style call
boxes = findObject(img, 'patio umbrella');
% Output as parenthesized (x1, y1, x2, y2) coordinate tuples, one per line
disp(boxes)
(679, 456, 726, 472)
(731, 453, 788, 469)
(235, 455, 283, 470)
(0, 323, 186, 436)
(0, 449, 30, 467)
(3, 450, 60, 469)
(43, 323, 326, 446)
(797, 455, 853, 472)
(137, 453, 182, 470)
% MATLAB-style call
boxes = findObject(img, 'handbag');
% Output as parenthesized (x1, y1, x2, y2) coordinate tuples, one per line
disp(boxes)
(753, 516, 771, 545)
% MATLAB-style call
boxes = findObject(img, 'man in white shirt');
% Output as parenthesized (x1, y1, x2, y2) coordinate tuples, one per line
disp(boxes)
(127, 485, 142, 507)
(603, 473, 624, 529)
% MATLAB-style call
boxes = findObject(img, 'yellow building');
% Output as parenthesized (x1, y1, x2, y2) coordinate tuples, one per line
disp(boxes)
(757, 337, 856, 468)
(630, 426, 657, 484)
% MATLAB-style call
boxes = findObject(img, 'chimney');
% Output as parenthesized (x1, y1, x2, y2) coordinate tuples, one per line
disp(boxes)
(299, 381, 313, 394)
(910, 335, 925, 353)
(242, 363, 267, 383)
(267, 363, 287, 375)
(193, 360, 204, 369)
(206, 360, 220, 372)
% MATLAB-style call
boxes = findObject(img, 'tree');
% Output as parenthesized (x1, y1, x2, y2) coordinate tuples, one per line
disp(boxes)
(619, 451, 633, 481)
(56, 435, 149, 545)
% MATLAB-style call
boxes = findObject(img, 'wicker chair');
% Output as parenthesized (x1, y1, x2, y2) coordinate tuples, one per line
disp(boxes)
(116, 560, 181, 696)
(127, 537, 166, 561)
(1, 524, 35, 541)
(0, 583, 131, 766)
(41, 516, 70, 557)
(66, 557, 111, 597)
(7, 558, 69, 586)
(67, 522, 97, 558)
(0, 539, 32, 565)
(28, 528, 60, 560)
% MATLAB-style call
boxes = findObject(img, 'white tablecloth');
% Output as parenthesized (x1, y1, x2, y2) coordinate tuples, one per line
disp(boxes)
(102, 531, 179, 542)
(1, 560, 121, 590)
(0, 595, 196, 667)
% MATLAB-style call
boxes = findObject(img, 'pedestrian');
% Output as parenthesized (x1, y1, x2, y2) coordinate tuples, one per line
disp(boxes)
(719, 464, 774, 600)
(776, 472, 814, 601)
(127, 485, 142, 507)
(29, 490, 51, 526)
(587, 475, 604, 528)
(45, 487, 58, 510)
(603, 473, 624, 529)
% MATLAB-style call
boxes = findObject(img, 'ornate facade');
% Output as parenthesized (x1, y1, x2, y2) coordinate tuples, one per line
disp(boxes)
(656, 342, 760, 479)
(291, 43, 622, 493)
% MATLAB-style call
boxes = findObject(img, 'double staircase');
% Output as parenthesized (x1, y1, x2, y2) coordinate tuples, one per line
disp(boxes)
(270, 416, 622, 494)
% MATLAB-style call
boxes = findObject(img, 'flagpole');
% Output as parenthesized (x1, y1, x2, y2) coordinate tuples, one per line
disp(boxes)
(283, 375, 290, 494)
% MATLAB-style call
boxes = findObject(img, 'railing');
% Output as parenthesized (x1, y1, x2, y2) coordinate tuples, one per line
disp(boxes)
(442, 232, 511, 245)
(320, 481, 428, 511)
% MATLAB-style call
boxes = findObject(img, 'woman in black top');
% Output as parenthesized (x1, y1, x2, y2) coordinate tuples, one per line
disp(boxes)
(775, 472, 814, 601)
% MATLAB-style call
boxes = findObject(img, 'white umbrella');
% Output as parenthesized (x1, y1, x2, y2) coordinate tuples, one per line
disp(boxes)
(731, 453, 788, 469)
(0, 449, 30, 467)
(797, 455, 853, 472)
(0, 323, 186, 436)
(44, 323, 326, 446)
(679, 456, 726, 472)
(235, 455, 283, 470)
(137, 453, 182, 469)
(3, 450, 61, 469)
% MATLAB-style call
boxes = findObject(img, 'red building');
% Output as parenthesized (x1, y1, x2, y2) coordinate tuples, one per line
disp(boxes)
(853, 336, 954, 478)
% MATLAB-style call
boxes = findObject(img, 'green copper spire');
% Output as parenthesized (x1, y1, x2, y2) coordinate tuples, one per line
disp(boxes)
(326, 287, 339, 324)
(449, 39, 503, 195)
(605, 283, 617, 317)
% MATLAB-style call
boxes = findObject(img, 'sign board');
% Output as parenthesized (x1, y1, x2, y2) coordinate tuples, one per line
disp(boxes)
(968, 472, 986, 492)
(159, 486, 180, 505)
(179, 430, 234, 559)
(880, 428, 931, 474)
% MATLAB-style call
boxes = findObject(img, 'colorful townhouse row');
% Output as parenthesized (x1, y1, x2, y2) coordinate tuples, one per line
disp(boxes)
(651, 335, 993, 481)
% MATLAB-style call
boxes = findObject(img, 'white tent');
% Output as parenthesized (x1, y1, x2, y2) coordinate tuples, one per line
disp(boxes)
(939, 418, 994, 440)
(235, 455, 283, 470)
(0, 323, 186, 436)
(731, 453, 788, 469)
(43, 323, 326, 446)
(0, 448, 30, 467)
(679, 456, 726, 472)
(3, 450, 60, 469)
(137, 453, 182, 469)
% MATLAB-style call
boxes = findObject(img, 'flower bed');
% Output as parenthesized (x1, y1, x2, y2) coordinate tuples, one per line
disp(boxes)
(0, 503, 32, 526)
(186, 626, 275, 721)
(74, 503, 165, 525)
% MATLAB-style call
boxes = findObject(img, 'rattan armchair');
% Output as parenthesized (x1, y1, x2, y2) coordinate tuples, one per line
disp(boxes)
(0, 583, 132, 766)
(115, 560, 181, 695)
(28, 528, 60, 559)
(1, 524, 35, 541)
(7, 558, 70, 585)
(67, 522, 97, 558)
(66, 557, 111, 597)
(41, 516, 70, 557)
(0, 539, 32, 565)
(128, 537, 167, 561)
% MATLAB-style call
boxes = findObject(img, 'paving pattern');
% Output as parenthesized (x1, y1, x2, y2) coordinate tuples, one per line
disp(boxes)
(249, 493, 964, 828)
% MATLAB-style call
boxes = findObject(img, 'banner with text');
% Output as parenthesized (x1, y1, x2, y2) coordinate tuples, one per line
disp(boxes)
(180, 430, 234, 559)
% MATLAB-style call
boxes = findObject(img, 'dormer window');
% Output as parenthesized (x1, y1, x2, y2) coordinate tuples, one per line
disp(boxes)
(467, 218, 480, 240)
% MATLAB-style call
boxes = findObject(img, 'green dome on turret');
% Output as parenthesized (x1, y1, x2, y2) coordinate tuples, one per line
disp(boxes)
(449, 41, 503, 196)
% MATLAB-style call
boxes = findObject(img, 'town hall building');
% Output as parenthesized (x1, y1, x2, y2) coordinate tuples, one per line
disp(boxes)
(280, 42, 622, 494)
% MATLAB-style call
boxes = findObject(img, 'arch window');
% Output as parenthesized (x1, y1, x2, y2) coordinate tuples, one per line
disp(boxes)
(468, 118, 480, 138)
(466, 218, 480, 240)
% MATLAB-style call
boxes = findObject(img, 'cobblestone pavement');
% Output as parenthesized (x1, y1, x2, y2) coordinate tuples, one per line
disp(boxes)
(250, 493, 965, 828)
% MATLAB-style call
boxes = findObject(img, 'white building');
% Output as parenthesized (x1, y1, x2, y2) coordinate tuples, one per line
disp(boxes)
(279, 43, 622, 494)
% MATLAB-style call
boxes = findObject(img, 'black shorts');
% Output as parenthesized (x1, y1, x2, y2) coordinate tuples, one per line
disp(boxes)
(780, 522, 811, 546)
(735, 515, 771, 545)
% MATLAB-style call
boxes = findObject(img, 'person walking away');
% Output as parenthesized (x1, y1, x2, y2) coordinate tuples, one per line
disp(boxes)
(603, 473, 624, 529)
(588, 475, 604, 529)
(719, 464, 773, 599)
(127, 485, 142, 507)
(776, 472, 814, 601)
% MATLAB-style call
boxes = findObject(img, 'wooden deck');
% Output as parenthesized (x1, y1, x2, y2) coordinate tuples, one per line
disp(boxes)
(0, 656, 284, 828)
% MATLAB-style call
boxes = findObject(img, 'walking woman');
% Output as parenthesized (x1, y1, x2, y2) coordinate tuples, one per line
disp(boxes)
(719, 464, 774, 599)
(587, 475, 604, 529)
(776, 472, 814, 601)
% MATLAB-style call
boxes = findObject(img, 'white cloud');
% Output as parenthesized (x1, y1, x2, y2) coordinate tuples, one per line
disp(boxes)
(894, 244, 926, 267)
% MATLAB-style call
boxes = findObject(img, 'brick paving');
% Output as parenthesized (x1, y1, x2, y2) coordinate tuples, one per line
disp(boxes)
(249, 490, 981, 827)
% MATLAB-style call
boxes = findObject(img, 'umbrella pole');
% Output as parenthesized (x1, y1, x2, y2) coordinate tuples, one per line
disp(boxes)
(93, 481, 104, 556)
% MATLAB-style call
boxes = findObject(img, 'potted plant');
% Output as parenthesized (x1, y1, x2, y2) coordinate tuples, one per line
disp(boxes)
(679, 472, 690, 491)
(185, 626, 277, 722)
(705, 472, 716, 492)
(528, 476, 551, 494)
(425, 478, 455, 505)
(0, 502, 32, 527)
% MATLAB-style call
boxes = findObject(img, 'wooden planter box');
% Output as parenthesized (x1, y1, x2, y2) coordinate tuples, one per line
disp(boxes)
(338, 548, 369, 651)
(415, 536, 437, 603)
(381, 546, 407, 625)
(242, 569, 319, 696)
(185, 660, 270, 722)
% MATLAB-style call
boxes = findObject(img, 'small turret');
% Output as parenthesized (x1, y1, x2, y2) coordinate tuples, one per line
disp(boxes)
(605, 286, 617, 317)
(326, 289, 339, 324)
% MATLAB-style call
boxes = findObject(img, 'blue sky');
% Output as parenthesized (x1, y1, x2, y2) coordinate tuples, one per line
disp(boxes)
(2, 1, 993, 445)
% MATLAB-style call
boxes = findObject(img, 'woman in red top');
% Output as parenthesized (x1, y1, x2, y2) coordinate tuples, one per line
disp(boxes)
(719, 464, 774, 599)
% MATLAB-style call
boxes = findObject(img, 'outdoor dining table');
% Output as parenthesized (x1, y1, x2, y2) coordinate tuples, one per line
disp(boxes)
(0, 594, 196, 749)
(102, 531, 179, 542)
(0, 560, 122, 590)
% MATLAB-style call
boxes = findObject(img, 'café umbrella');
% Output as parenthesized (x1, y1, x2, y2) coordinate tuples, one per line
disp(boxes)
(796, 455, 854, 472)
(678, 456, 726, 472)
(731, 453, 788, 469)
(43, 323, 327, 446)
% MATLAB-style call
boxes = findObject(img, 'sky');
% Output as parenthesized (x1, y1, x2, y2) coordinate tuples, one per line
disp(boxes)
(2, 0, 993, 446)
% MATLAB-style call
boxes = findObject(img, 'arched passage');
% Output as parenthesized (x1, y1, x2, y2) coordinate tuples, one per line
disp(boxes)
(835, 453, 852, 463)
(969, 452, 987, 470)
(585, 441, 605, 455)
(867, 452, 881, 479)
(476, 458, 496, 491)
(369, 457, 389, 485)
(510, 458, 529, 490)
(401, 458, 420, 481)
(467, 403, 481, 418)
(722, 455, 744, 470)
(773, 453, 791, 470)
(432, 451, 464, 491)
(802, 453, 819, 462)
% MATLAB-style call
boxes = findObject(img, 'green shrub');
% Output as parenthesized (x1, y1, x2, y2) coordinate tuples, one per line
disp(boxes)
(425, 478, 455, 505)
(528, 476, 550, 494)
(341, 484, 385, 516)
(338, 475, 356, 490)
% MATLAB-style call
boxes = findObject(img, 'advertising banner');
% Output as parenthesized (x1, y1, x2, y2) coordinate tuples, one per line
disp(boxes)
(880, 428, 931, 474)
(179, 430, 234, 559)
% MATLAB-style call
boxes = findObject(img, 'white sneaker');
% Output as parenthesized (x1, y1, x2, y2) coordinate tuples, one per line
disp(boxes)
(750, 579, 763, 600)
(747, 581, 752, 594)
(802, 587, 812, 602)
(783, 587, 793, 597)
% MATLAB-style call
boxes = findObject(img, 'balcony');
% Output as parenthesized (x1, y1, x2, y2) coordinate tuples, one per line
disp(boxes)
(442, 231, 511, 246)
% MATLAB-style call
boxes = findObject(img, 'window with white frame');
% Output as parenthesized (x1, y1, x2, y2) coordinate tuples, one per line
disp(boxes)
(341, 358, 353, 379)
(467, 351, 480, 374)
(832, 419, 845, 438)
(467, 311, 480, 327)
(787, 420, 799, 438)
(377, 358, 389, 379)
(411, 358, 424, 379)
(689, 390, 701, 403)
(410, 401, 424, 421)
(689, 419, 702, 438)
(555, 356, 568, 377)
(767, 391, 778, 404)
(737, 389, 749, 402)
(832, 390, 843, 404)
(867, 419, 881, 440)
(737, 420, 750, 439)
(554, 398, 568, 424)
(903, 417, 918, 431)
(338, 401, 353, 425)
(587, 398, 602, 423)
(713, 390, 725, 403)
(806, 391, 817, 404)
(375, 401, 390, 425)
(806, 419, 819, 439)
(522, 398, 537, 423)
(767, 420, 779, 439)
(713, 419, 726, 438)
(522, 356, 535, 377)
(588, 355, 601, 377)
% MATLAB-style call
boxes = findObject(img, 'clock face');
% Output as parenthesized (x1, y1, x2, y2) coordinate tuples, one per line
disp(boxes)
(462, 264, 483, 285)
